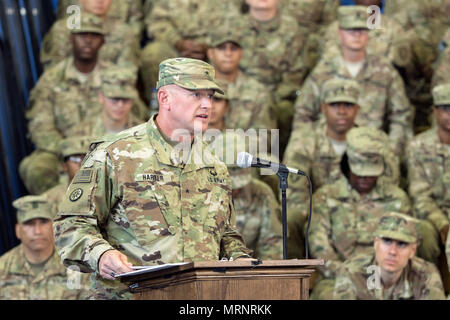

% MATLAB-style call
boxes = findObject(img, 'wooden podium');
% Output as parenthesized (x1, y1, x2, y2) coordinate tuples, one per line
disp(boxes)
(120, 259, 323, 300)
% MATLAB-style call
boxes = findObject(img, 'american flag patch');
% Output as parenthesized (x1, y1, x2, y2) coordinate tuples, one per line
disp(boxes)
(73, 169, 93, 184)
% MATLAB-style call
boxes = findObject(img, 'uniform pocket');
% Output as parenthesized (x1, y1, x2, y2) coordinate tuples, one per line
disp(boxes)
(121, 181, 171, 247)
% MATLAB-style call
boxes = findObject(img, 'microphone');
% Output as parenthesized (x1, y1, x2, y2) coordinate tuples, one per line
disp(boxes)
(236, 152, 306, 176)
(236, 152, 313, 260)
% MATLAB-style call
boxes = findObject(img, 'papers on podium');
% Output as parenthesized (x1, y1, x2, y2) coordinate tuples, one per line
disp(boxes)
(115, 262, 190, 278)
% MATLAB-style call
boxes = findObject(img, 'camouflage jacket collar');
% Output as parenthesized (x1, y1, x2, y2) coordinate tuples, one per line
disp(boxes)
(8, 245, 66, 280)
(334, 54, 373, 81)
(316, 123, 341, 160)
(147, 116, 216, 172)
(248, 12, 281, 32)
(62, 56, 104, 87)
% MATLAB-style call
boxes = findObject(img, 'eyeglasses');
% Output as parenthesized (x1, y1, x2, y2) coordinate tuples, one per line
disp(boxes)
(68, 155, 86, 163)
(106, 97, 132, 105)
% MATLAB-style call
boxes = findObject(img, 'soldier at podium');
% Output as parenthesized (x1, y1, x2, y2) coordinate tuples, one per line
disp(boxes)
(53, 58, 253, 300)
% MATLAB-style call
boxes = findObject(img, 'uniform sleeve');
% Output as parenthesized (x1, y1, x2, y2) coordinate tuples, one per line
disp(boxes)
(145, 1, 182, 47)
(39, 20, 68, 70)
(386, 66, 413, 156)
(53, 148, 118, 273)
(26, 81, 64, 154)
(309, 187, 343, 278)
(254, 189, 283, 260)
(292, 75, 322, 131)
(124, 0, 144, 39)
(219, 174, 253, 260)
(284, 124, 315, 217)
(274, 31, 308, 104)
(420, 263, 446, 300)
(406, 142, 450, 232)
(251, 89, 277, 131)
(333, 264, 358, 300)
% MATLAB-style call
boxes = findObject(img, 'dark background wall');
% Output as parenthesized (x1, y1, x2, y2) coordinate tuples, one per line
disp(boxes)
(0, 0, 57, 255)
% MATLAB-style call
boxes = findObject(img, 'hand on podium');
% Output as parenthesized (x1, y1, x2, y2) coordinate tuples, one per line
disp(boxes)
(98, 250, 134, 280)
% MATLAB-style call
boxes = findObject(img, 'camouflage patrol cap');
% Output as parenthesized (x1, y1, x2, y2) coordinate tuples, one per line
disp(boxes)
(59, 136, 91, 159)
(209, 26, 242, 48)
(71, 11, 105, 35)
(156, 58, 224, 94)
(338, 5, 370, 30)
(13, 195, 54, 223)
(213, 79, 229, 100)
(374, 212, 419, 243)
(101, 64, 138, 99)
(432, 83, 450, 106)
(321, 78, 361, 105)
(346, 127, 385, 177)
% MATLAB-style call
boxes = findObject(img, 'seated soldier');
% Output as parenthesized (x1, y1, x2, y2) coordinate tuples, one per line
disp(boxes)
(320, 2, 413, 76)
(43, 136, 91, 212)
(20, 13, 147, 195)
(209, 132, 283, 260)
(283, 78, 400, 259)
(407, 83, 450, 265)
(334, 212, 446, 300)
(68, 64, 144, 139)
(233, 0, 308, 154)
(206, 27, 276, 132)
(292, 5, 413, 158)
(209, 79, 279, 197)
(0, 196, 90, 300)
(19, 12, 106, 195)
(309, 127, 412, 300)
(42, 0, 141, 70)
(280, 0, 339, 69)
(140, 1, 241, 101)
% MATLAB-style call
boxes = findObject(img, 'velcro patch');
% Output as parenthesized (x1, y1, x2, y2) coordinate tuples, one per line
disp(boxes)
(135, 174, 171, 183)
(73, 169, 94, 184)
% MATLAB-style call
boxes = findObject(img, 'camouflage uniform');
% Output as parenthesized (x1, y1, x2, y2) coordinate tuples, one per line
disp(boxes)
(41, 11, 140, 70)
(53, 58, 251, 300)
(68, 65, 146, 140)
(57, 0, 144, 37)
(208, 29, 277, 132)
(140, 0, 241, 100)
(68, 114, 144, 142)
(320, 10, 413, 71)
(43, 136, 91, 213)
(334, 212, 446, 300)
(387, 0, 450, 130)
(280, 0, 338, 35)
(433, 28, 450, 87)
(0, 195, 90, 300)
(211, 132, 283, 261)
(19, 56, 103, 195)
(234, 11, 308, 147)
(292, 6, 413, 157)
(232, 177, 283, 261)
(284, 79, 400, 259)
(309, 127, 412, 300)
(406, 85, 450, 261)
(279, 0, 339, 69)
(20, 57, 147, 195)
